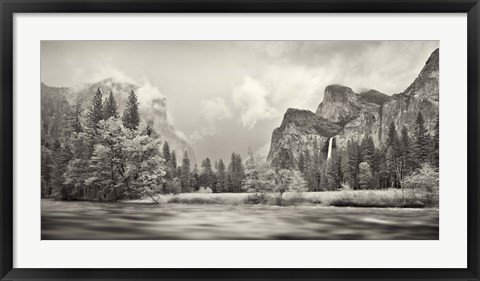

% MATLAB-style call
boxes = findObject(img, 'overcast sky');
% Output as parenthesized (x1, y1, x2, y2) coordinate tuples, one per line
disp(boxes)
(41, 41, 439, 163)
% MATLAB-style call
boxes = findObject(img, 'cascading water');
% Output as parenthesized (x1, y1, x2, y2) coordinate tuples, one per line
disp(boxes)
(327, 137, 334, 160)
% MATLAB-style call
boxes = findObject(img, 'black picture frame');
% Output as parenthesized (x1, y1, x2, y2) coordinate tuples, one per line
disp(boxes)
(1, 1, 479, 280)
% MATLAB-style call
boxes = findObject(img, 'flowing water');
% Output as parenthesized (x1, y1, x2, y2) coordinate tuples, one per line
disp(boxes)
(41, 199, 438, 240)
(327, 137, 333, 160)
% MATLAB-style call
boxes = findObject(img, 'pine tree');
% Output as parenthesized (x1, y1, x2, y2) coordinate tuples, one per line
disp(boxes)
(386, 121, 400, 153)
(325, 151, 341, 190)
(103, 91, 119, 120)
(346, 140, 360, 189)
(358, 162, 373, 189)
(50, 139, 73, 199)
(41, 141, 52, 197)
(340, 150, 353, 189)
(65, 101, 83, 135)
(86, 88, 104, 132)
(303, 150, 317, 191)
(311, 141, 322, 191)
(179, 151, 192, 192)
(400, 126, 412, 177)
(432, 115, 439, 169)
(386, 122, 404, 187)
(360, 134, 375, 168)
(413, 112, 431, 168)
(228, 152, 244, 193)
(171, 150, 177, 169)
(216, 159, 226, 192)
(200, 158, 216, 190)
(386, 147, 396, 188)
(162, 141, 171, 163)
(297, 151, 306, 173)
(122, 90, 140, 130)
(191, 164, 200, 191)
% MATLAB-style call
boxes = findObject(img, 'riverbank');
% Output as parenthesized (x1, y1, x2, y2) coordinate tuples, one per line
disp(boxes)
(124, 189, 437, 208)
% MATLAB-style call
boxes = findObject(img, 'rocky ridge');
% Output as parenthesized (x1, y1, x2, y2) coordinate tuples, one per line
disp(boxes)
(267, 48, 439, 167)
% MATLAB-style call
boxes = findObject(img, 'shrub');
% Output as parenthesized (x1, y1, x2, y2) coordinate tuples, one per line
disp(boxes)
(244, 193, 268, 205)
(402, 163, 439, 207)
(164, 178, 181, 195)
(167, 196, 222, 204)
(329, 189, 426, 208)
(197, 186, 213, 194)
(274, 169, 307, 197)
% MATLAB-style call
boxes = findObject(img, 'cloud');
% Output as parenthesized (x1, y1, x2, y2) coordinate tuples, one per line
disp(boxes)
(188, 126, 216, 144)
(189, 97, 233, 144)
(199, 97, 232, 123)
(232, 76, 279, 129)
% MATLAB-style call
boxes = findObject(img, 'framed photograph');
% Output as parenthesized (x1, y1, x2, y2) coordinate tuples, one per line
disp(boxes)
(1, 0, 479, 280)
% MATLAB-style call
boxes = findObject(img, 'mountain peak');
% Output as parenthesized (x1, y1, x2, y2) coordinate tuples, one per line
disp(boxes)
(402, 48, 439, 101)
(323, 84, 356, 103)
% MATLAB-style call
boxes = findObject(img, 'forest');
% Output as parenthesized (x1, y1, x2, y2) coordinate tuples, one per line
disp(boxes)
(41, 88, 439, 205)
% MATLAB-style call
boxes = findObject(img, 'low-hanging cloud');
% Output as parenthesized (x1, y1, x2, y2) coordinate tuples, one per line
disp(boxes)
(199, 97, 232, 123)
(232, 76, 279, 130)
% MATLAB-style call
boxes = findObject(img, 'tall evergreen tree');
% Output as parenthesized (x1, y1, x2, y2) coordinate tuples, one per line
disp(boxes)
(216, 159, 226, 192)
(191, 164, 200, 191)
(386, 121, 400, 153)
(413, 112, 431, 168)
(297, 151, 306, 173)
(179, 151, 192, 192)
(228, 152, 244, 193)
(360, 134, 375, 168)
(346, 140, 360, 189)
(86, 88, 104, 132)
(65, 101, 83, 135)
(432, 115, 439, 169)
(171, 150, 177, 169)
(162, 141, 171, 163)
(103, 91, 119, 119)
(400, 126, 412, 177)
(50, 139, 73, 199)
(122, 90, 140, 130)
(385, 146, 397, 188)
(358, 162, 373, 189)
(340, 150, 352, 188)
(41, 139, 53, 197)
(200, 157, 216, 190)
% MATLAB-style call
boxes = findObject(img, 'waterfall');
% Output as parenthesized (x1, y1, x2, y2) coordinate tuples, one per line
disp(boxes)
(327, 137, 334, 161)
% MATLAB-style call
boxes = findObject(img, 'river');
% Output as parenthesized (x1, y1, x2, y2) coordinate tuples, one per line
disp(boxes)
(41, 199, 439, 240)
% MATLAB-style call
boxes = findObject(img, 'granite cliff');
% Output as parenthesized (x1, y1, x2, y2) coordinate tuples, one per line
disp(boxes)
(267, 48, 439, 167)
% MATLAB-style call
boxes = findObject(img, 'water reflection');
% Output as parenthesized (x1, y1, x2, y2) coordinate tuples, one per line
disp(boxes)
(41, 200, 439, 240)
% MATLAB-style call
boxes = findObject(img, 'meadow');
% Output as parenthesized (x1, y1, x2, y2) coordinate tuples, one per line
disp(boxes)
(125, 188, 437, 208)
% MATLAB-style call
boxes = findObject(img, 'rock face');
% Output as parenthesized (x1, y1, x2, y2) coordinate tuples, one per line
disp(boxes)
(41, 78, 196, 164)
(380, 48, 439, 142)
(267, 108, 341, 168)
(268, 48, 439, 167)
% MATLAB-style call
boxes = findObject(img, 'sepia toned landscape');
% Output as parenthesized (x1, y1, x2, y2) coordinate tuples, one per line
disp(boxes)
(41, 41, 439, 240)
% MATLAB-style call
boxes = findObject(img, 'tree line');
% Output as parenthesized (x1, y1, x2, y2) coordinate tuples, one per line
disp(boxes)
(41, 87, 439, 202)
(41, 89, 249, 201)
